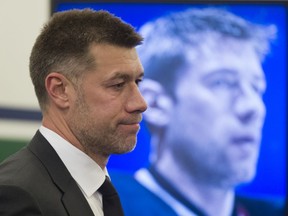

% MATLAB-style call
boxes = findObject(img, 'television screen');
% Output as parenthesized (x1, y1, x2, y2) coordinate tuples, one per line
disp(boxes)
(52, 0, 287, 212)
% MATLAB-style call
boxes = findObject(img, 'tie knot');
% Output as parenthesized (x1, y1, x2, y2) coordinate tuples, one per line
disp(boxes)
(98, 176, 117, 197)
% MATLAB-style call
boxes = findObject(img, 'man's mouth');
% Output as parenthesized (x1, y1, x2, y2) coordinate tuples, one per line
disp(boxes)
(118, 116, 142, 132)
(229, 133, 260, 159)
(119, 116, 142, 125)
(231, 135, 256, 145)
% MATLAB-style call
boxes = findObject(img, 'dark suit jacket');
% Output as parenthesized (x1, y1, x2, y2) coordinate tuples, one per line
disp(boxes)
(111, 171, 285, 216)
(0, 131, 94, 216)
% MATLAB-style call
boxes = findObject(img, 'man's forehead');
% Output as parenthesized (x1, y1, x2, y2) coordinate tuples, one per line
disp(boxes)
(185, 36, 261, 65)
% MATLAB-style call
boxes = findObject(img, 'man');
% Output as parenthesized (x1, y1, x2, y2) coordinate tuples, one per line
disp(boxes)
(0, 9, 147, 215)
(113, 8, 283, 216)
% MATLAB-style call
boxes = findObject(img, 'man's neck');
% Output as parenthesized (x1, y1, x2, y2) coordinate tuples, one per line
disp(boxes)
(154, 152, 235, 216)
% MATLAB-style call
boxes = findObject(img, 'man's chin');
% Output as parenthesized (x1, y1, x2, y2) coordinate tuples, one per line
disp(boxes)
(113, 137, 137, 154)
(231, 169, 256, 186)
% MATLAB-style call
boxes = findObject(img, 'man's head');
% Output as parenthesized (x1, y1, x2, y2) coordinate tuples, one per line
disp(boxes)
(29, 9, 147, 162)
(139, 8, 276, 187)
(30, 9, 143, 112)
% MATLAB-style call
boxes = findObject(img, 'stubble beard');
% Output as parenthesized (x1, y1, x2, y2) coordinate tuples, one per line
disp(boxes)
(69, 95, 137, 158)
(170, 137, 258, 189)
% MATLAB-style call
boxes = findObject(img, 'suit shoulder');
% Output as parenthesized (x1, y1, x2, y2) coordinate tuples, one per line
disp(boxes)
(110, 171, 177, 216)
(0, 185, 42, 215)
(236, 195, 285, 216)
(0, 145, 52, 193)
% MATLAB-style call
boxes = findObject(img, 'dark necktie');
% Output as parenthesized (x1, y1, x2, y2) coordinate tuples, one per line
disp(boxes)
(98, 176, 124, 216)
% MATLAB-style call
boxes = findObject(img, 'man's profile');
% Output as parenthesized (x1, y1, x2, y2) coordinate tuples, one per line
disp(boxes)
(0, 9, 147, 215)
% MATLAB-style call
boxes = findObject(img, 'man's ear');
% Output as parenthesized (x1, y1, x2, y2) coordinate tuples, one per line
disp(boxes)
(45, 72, 73, 109)
(140, 79, 173, 127)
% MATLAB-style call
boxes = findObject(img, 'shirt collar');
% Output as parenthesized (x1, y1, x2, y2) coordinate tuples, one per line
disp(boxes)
(39, 126, 107, 197)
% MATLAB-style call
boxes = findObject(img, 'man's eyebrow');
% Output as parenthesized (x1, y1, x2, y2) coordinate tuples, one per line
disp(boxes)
(202, 68, 266, 85)
(204, 68, 265, 79)
(201, 69, 238, 80)
(205, 69, 238, 76)
(105, 72, 144, 83)
(110, 73, 130, 80)
(253, 73, 266, 82)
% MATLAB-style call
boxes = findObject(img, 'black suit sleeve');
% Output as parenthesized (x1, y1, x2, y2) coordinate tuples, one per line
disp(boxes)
(0, 185, 42, 216)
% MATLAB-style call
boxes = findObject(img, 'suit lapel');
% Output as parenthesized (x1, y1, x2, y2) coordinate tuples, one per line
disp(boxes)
(28, 131, 94, 216)
(62, 178, 95, 216)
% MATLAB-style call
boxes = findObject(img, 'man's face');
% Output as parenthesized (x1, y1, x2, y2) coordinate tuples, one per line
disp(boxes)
(67, 44, 147, 157)
(166, 38, 266, 187)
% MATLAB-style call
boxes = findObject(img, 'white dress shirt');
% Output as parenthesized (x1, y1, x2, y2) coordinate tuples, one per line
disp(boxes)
(39, 126, 107, 216)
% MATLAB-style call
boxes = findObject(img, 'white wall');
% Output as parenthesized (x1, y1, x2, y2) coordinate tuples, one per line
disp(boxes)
(0, 0, 49, 109)
(0, 0, 50, 139)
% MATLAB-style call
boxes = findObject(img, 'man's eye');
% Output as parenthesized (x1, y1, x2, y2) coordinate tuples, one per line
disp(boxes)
(112, 82, 125, 90)
(136, 79, 143, 86)
(209, 79, 238, 89)
(252, 84, 265, 97)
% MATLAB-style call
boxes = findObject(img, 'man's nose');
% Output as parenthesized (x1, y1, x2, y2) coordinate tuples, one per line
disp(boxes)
(233, 86, 266, 125)
(126, 84, 148, 113)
